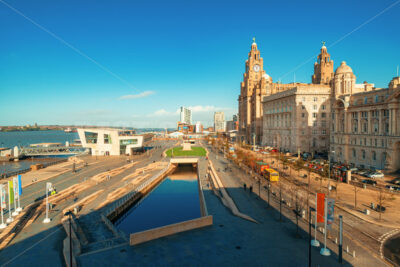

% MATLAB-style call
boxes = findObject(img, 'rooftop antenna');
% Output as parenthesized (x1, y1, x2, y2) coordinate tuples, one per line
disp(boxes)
(397, 65, 399, 77)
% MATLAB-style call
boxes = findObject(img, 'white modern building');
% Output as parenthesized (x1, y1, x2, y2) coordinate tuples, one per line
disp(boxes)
(180, 106, 192, 124)
(77, 128, 151, 156)
(214, 111, 225, 132)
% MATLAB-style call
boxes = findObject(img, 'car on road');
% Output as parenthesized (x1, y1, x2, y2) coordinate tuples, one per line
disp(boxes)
(367, 172, 384, 179)
(355, 169, 368, 176)
(361, 179, 377, 186)
(390, 178, 400, 185)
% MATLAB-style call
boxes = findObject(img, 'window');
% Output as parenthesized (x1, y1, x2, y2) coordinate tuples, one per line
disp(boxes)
(313, 113, 317, 118)
(313, 105, 317, 110)
(85, 131, 98, 144)
(312, 130, 318, 135)
(373, 122, 379, 133)
(321, 121, 326, 128)
(352, 149, 356, 158)
(301, 130, 305, 135)
(362, 150, 366, 159)
(302, 105, 305, 110)
(302, 97, 306, 102)
(322, 105, 326, 110)
(381, 139, 384, 147)
(374, 139, 377, 146)
(302, 113, 305, 118)
(322, 129, 326, 135)
(375, 95, 379, 103)
(364, 97, 368, 104)
(104, 134, 112, 144)
(313, 97, 318, 102)
(372, 151, 376, 161)
(321, 112, 326, 118)
(313, 121, 317, 127)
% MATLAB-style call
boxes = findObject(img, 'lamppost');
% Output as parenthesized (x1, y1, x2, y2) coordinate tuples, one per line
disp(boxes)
(328, 149, 335, 197)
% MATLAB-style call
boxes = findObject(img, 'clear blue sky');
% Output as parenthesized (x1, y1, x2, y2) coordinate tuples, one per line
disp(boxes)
(1, 0, 399, 128)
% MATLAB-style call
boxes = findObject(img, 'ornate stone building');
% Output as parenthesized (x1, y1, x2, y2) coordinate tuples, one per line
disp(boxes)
(239, 40, 400, 171)
(331, 69, 400, 171)
(262, 45, 333, 154)
(263, 84, 331, 154)
(238, 40, 271, 145)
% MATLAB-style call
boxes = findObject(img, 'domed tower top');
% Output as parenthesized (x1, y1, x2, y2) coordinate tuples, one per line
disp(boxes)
(312, 42, 334, 85)
(335, 61, 353, 75)
(334, 61, 356, 96)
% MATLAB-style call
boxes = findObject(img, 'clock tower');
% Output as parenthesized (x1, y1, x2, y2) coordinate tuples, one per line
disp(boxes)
(238, 38, 271, 145)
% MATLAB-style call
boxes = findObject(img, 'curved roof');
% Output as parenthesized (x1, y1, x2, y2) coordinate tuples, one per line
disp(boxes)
(335, 61, 353, 75)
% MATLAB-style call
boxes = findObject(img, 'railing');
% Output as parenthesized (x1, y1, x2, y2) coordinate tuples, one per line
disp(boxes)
(104, 162, 171, 218)
(1, 158, 68, 179)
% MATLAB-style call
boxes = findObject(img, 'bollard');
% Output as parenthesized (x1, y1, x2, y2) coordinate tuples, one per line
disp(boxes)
(353, 250, 356, 258)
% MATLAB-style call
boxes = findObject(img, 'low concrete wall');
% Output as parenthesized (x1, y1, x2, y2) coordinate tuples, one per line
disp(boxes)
(197, 164, 208, 217)
(130, 215, 213, 246)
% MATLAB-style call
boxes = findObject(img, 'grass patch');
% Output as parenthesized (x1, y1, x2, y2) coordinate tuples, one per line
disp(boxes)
(166, 146, 206, 157)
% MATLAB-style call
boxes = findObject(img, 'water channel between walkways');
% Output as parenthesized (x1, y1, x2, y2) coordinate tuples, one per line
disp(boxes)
(115, 164, 201, 235)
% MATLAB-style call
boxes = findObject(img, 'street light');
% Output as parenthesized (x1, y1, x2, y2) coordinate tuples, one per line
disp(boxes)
(328, 150, 335, 196)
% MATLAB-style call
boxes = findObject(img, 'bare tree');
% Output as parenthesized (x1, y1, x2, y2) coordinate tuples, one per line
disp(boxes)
(374, 188, 395, 221)
(353, 183, 360, 209)
(294, 191, 306, 237)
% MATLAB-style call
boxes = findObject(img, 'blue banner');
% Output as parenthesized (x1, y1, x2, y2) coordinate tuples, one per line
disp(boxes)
(18, 175, 22, 196)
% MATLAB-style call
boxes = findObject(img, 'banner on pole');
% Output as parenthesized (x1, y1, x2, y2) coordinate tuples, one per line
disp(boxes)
(18, 175, 22, 196)
(0, 185, 6, 209)
(8, 181, 14, 204)
(326, 198, 335, 230)
(317, 193, 325, 223)
(13, 177, 18, 198)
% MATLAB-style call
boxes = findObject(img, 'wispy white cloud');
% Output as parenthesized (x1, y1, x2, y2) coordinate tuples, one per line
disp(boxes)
(119, 90, 155, 100)
(186, 105, 230, 113)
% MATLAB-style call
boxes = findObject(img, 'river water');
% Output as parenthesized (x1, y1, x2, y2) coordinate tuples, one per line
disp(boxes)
(0, 130, 79, 175)
(0, 130, 78, 148)
(115, 165, 201, 234)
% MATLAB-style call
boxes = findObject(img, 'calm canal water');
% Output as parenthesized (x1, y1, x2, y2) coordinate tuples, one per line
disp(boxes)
(0, 130, 79, 175)
(115, 171, 201, 234)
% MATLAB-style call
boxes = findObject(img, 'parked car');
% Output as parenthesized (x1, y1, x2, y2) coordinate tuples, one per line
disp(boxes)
(367, 172, 384, 179)
(355, 169, 368, 176)
(361, 179, 377, 186)
(349, 167, 358, 173)
(390, 178, 400, 185)
(375, 205, 386, 212)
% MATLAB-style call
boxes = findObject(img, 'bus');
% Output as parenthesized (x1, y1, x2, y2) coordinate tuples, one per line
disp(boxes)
(264, 168, 279, 182)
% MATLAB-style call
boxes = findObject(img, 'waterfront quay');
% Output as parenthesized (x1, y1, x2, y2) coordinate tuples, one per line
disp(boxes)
(0, 140, 393, 266)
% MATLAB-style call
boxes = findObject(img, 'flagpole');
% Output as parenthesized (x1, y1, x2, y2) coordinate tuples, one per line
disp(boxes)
(320, 196, 331, 256)
(311, 193, 320, 247)
(12, 178, 18, 216)
(43, 183, 50, 223)
(6, 182, 13, 223)
(0, 185, 6, 229)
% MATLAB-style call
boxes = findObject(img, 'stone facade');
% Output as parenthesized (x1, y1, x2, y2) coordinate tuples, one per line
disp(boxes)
(263, 85, 331, 154)
(238, 41, 270, 145)
(331, 75, 400, 172)
(239, 40, 400, 171)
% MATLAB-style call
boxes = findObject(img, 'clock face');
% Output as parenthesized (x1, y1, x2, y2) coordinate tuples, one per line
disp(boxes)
(253, 64, 260, 72)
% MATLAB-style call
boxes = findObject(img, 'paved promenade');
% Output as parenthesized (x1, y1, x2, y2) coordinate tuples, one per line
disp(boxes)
(0, 140, 174, 267)
(77, 154, 351, 266)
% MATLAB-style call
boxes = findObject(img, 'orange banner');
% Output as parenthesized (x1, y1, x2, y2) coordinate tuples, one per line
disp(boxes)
(317, 193, 325, 223)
